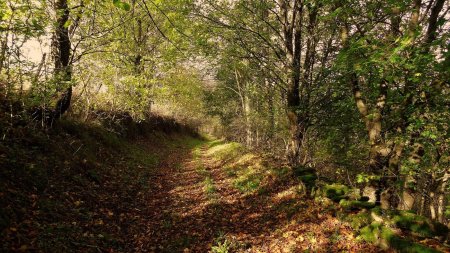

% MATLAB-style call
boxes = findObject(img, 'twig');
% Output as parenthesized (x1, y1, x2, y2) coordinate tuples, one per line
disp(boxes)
(73, 144, 84, 156)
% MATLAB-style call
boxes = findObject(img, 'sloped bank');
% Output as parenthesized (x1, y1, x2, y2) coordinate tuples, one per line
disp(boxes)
(0, 113, 201, 252)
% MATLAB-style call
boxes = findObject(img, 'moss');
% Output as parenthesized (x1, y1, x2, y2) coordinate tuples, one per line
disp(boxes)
(359, 222, 383, 244)
(431, 221, 449, 238)
(445, 206, 450, 219)
(292, 166, 315, 177)
(339, 199, 376, 210)
(298, 174, 317, 184)
(323, 184, 349, 202)
(371, 206, 383, 216)
(393, 212, 449, 238)
(359, 222, 442, 253)
(384, 232, 441, 253)
(293, 166, 317, 190)
(359, 196, 370, 202)
(343, 212, 372, 230)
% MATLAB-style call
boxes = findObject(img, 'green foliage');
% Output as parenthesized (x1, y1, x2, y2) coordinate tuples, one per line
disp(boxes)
(211, 239, 232, 253)
(356, 174, 381, 184)
(1, 0, 449, 251)
(112, 0, 130, 11)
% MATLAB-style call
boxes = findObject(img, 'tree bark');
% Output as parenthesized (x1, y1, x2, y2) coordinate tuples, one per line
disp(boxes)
(282, 0, 304, 165)
(51, 0, 73, 122)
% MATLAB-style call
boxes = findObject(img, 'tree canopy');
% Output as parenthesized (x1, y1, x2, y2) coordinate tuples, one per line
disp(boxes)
(0, 0, 449, 251)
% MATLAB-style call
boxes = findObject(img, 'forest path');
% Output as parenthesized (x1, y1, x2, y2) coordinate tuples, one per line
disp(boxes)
(129, 139, 381, 253)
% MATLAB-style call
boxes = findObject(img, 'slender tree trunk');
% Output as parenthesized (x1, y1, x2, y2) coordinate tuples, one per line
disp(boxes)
(244, 84, 252, 147)
(0, 5, 14, 75)
(437, 169, 449, 222)
(0, 30, 8, 74)
(51, 0, 72, 122)
(267, 78, 275, 142)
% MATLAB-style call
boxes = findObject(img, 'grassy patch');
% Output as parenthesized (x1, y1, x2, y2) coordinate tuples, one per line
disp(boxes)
(125, 143, 159, 167)
(203, 176, 217, 195)
(224, 166, 237, 177)
(193, 143, 218, 201)
(208, 139, 226, 149)
(233, 172, 262, 193)
(211, 232, 246, 253)
(270, 167, 290, 179)
(206, 142, 244, 163)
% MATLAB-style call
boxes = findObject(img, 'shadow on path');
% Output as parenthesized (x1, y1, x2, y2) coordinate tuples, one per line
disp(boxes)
(129, 141, 383, 253)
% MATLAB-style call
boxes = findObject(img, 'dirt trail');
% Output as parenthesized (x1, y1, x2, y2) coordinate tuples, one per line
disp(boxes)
(133, 143, 209, 252)
(129, 142, 382, 253)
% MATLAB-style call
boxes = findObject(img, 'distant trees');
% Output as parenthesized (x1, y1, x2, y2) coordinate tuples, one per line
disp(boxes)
(194, 0, 340, 164)
(193, 0, 449, 221)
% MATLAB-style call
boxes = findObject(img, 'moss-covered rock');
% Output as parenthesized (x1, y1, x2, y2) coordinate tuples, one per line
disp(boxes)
(359, 222, 384, 246)
(292, 166, 315, 177)
(343, 211, 372, 230)
(293, 166, 317, 190)
(323, 184, 349, 202)
(359, 222, 441, 253)
(339, 199, 376, 210)
(392, 212, 449, 238)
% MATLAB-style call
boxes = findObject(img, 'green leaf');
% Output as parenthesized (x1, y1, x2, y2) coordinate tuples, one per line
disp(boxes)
(113, 0, 130, 11)
(63, 19, 71, 29)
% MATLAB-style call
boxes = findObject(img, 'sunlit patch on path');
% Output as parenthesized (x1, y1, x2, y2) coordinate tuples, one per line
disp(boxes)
(130, 139, 383, 252)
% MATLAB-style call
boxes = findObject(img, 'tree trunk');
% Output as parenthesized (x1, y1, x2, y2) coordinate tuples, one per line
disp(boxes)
(51, 0, 72, 123)
(281, 0, 304, 165)
(267, 78, 275, 142)
(244, 84, 252, 147)
(436, 169, 449, 223)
